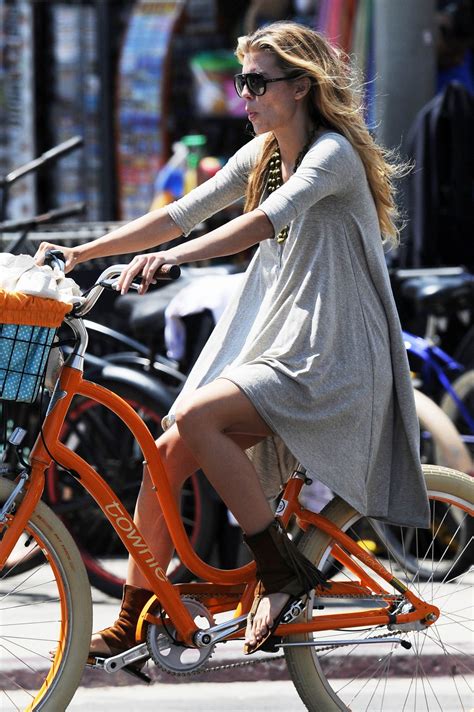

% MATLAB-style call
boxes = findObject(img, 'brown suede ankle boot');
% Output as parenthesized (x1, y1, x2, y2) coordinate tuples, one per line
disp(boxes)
(243, 520, 328, 597)
(91, 584, 153, 657)
(242, 520, 329, 655)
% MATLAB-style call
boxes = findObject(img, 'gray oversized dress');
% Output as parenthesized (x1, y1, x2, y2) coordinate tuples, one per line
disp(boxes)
(166, 131, 430, 528)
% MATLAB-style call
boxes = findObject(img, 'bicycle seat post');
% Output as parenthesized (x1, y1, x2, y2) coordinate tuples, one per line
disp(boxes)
(424, 314, 445, 344)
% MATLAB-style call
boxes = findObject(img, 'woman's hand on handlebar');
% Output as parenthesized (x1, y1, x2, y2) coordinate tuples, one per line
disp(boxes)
(117, 252, 179, 295)
(35, 242, 79, 273)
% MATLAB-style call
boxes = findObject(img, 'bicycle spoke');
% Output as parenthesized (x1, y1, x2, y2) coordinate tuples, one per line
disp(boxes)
(0, 481, 92, 711)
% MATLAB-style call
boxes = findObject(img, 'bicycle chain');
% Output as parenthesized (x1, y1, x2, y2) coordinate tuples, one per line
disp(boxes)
(189, 591, 404, 603)
(160, 630, 407, 678)
(152, 591, 406, 678)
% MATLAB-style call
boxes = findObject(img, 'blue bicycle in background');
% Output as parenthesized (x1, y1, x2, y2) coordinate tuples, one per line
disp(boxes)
(393, 269, 474, 466)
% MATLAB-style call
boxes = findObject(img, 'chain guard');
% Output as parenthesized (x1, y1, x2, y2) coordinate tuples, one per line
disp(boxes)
(146, 596, 216, 674)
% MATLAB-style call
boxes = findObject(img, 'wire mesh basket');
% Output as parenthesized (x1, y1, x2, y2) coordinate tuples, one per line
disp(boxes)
(0, 290, 72, 404)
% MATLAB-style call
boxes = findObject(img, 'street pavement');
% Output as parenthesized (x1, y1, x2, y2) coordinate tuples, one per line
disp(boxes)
(73, 584, 474, 710)
(68, 680, 306, 710)
(66, 677, 467, 711)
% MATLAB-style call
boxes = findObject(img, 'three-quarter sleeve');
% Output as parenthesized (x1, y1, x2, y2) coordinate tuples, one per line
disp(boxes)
(257, 134, 362, 237)
(167, 134, 265, 236)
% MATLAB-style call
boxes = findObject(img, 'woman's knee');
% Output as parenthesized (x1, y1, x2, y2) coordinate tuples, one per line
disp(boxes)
(155, 426, 198, 485)
(174, 399, 207, 441)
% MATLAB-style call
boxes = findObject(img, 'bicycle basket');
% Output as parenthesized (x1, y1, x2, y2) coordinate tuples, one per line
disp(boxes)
(0, 290, 72, 403)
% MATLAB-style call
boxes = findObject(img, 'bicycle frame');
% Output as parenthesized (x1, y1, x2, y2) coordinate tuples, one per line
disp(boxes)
(1, 347, 441, 649)
(404, 330, 474, 433)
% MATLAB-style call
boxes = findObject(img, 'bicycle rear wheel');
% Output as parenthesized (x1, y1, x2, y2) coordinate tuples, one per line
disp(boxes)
(285, 465, 473, 711)
(0, 478, 92, 711)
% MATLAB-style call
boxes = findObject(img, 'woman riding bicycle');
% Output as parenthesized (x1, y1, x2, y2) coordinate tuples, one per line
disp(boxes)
(35, 21, 430, 658)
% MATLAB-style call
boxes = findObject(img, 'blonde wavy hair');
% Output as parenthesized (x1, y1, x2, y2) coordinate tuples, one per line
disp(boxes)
(236, 22, 406, 245)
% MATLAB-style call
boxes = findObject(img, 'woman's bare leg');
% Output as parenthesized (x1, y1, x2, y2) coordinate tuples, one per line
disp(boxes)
(90, 424, 267, 653)
(171, 379, 291, 649)
(125, 429, 198, 588)
(173, 380, 275, 531)
(126, 413, 273, 588)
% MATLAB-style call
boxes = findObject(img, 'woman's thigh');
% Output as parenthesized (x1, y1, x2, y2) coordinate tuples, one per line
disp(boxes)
(156, 378, 273, 484)
(175, 377, 273, 439)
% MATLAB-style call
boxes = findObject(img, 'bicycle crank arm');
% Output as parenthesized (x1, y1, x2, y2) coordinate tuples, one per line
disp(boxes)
(279, 637, 411, 649)
(93, 643, 150, 673)
(194, 614, 248, 647)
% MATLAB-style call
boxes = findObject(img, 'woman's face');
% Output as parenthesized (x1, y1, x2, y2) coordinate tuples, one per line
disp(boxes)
(240, 51, 302, 135)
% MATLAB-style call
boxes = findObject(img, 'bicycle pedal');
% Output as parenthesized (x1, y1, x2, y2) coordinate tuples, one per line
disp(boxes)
(87, 654, 109, 669)
(122, 664, 152, 684)
(259, 635, 282, 653)
(87, 656, 151, 684)
(88, 643, 150, 674)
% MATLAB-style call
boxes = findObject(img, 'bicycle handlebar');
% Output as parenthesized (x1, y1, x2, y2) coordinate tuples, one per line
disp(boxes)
(70, 262, 181, 318)
(1, 136, 84, 187)
(0, 202, 86, 233)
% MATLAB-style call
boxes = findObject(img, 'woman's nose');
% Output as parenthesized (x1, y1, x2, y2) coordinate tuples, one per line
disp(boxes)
(241, 83, 254, 100)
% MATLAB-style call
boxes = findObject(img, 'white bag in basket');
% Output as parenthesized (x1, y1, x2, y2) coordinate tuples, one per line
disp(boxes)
(0, 253, 82, 304)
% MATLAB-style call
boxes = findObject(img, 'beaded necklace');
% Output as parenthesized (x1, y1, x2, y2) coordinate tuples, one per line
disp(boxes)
(266, 127, 318, 244)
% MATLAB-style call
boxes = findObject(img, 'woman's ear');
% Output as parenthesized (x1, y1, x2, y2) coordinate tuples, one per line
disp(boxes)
(294, 76, 313, 101)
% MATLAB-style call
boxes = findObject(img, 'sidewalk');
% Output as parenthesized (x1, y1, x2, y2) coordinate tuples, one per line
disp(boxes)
(68, 677, 467, 712)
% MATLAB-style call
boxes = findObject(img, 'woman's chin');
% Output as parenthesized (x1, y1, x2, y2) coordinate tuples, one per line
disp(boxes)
(251, 123, 266, 136)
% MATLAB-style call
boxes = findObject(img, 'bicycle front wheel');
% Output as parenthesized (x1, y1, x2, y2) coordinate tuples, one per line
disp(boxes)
(285, 465, 473, 711)
(0, 478, 92, 711)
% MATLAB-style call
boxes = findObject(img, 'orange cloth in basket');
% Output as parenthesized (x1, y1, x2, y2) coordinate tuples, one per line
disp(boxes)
(0, 289, 72, 328)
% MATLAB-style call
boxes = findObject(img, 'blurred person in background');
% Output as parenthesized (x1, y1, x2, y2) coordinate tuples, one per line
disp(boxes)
(436, 0, 474, 93)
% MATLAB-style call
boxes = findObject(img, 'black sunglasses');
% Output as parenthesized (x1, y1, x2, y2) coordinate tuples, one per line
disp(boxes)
(234, 72, 299, 98)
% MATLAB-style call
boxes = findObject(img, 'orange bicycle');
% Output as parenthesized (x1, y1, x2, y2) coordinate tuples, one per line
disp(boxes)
(1, 257, 473, 711)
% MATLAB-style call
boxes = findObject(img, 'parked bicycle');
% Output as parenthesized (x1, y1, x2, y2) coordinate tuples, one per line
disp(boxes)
(1, 255, 472, 711)
(394, 268, 474, 460)
(0, 135, 85, 244)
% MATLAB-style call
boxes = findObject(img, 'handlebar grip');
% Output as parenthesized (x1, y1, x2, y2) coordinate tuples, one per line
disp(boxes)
(41, 136, 83, 163)
(98, 263, 181, 294)
(44, 249, 66, 273)
(36, 202, 86, 223)
(156, 264, 181, 280)
(129, 264, 181, 291)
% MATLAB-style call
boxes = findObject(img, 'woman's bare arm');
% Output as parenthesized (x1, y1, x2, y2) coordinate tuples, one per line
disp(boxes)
(35, 206, 182, 272)
(118, 209, 273, 293)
